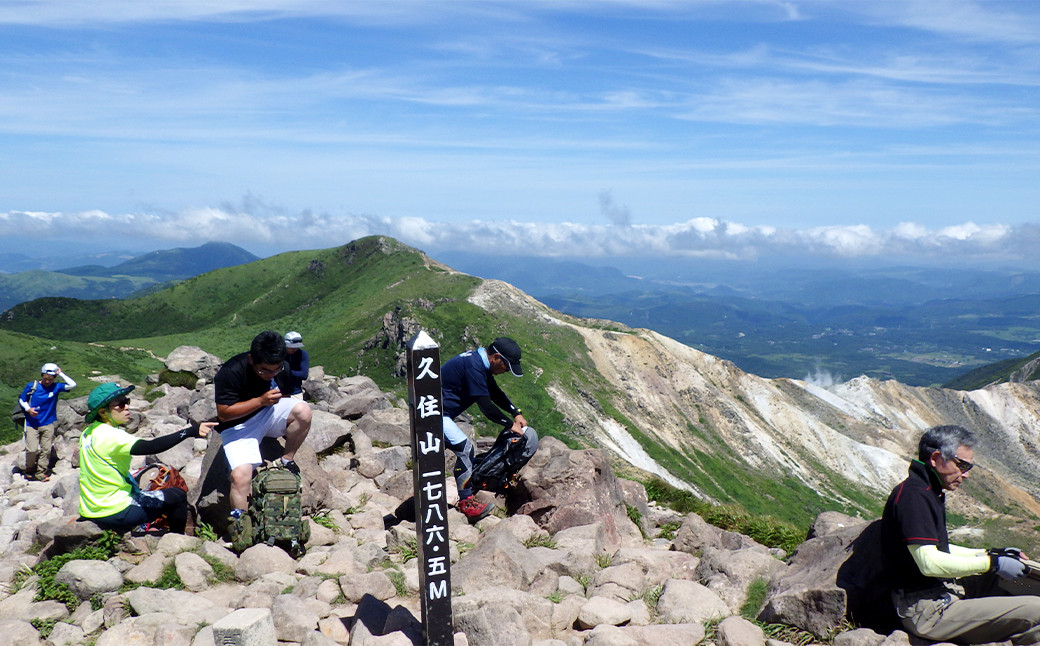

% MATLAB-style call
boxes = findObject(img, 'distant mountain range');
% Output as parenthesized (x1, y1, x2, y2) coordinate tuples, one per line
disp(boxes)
(4, 236, 1040, 552)
(0, 242, 258, 310)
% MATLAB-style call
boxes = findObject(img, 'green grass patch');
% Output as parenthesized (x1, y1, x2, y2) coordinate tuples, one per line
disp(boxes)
(386, 568, 408, 597)
(12, 530, 123, 611)
(643, 477, 806, 553)
(740, 577, 769, 619)
(311, 510, 340, 532)
(523, 534, 557, 549)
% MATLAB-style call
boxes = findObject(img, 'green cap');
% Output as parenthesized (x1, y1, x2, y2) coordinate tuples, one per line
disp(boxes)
(85, 382, 135, 423)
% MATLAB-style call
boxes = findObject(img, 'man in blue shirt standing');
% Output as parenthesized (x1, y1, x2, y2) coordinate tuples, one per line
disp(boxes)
(440, 337, 538, 521)
(19, 362, 76, 481)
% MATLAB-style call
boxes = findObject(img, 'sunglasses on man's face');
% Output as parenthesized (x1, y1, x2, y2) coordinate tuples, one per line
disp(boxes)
(109, 397, 130, 410)
(952, 456, 974, 473)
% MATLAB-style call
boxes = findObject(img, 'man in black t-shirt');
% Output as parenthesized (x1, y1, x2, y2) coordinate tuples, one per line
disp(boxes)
(881, 425, 1040, 644)
(214, 331, 312, 533)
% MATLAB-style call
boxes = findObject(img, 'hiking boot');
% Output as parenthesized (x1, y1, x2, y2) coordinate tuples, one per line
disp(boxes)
(457, 496, 494, 522)
(230, 515, 254, 553)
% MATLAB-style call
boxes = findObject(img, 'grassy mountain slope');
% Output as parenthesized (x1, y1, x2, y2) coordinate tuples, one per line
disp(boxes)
(944, 349, 1040, 390)
(0, 271, 157, 311)
(0, 237, 598, 449)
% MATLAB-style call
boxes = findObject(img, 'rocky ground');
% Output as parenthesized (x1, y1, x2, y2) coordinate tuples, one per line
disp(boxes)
(0, 346, 938, 646)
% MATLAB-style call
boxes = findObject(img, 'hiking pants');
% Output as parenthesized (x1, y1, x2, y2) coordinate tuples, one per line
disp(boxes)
(894, 574, 1040, 644)
(88, 487, 189, 534)
(444, 417, 477, 499)
(24, 422, 55, 478)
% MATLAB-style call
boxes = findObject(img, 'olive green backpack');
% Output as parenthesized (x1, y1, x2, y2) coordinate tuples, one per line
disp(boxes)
(248, 464, 310, 557)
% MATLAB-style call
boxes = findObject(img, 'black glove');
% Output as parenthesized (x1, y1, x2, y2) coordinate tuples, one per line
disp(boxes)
(988, 547, 1024, 560)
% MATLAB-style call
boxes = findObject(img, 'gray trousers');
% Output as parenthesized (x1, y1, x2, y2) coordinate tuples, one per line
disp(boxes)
(24, 422, 55, 478)
(894, 574, 1040, 644)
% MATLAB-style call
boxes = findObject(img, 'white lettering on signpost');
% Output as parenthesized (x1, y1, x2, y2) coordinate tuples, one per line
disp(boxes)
(419, 431, 442, 454)
(416, 394, 441, 419)
(428, 556, 447, 576)
(421, 474, 443, 501)
(417, 356, 439, 380)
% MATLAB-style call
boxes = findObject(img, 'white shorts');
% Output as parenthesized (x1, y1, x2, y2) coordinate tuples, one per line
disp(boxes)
(221, 398, 299, 470)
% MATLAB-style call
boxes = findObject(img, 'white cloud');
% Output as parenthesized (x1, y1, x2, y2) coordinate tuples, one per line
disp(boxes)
(2, 205, 1034, 266)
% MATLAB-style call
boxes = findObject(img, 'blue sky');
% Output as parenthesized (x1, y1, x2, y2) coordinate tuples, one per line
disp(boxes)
(2, 1, 1039, 263)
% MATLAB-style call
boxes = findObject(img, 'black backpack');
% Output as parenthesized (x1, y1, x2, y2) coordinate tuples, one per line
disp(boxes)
(10, 381, 37, 429)
(469, 427, 533, 494)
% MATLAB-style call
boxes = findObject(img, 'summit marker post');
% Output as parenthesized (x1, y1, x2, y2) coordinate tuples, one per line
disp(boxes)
(406, 330, 453, 646)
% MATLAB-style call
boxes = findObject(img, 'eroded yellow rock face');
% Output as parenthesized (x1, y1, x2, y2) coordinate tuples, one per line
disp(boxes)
(469, 277, 1040, 518)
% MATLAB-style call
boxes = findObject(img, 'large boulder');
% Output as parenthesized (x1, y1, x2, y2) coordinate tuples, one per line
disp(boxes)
(355, 408, 410, 447)
(305, 409, 356, 454)
(758, 512, 898, 638)
(164, 345, 223, 381)
(514, 437, 641, 548)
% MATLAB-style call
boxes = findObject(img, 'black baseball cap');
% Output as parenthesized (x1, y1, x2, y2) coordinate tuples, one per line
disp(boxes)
(488, 337, 523, 377)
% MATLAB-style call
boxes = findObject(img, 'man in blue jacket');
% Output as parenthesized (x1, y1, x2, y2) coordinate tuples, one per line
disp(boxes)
(19, 362, 76, 481)
(440, 337, 538, 521)
(283, 331, 309, 399)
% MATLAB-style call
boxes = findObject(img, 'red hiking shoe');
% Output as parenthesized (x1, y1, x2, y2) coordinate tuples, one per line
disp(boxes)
(457, 496, 493, 522)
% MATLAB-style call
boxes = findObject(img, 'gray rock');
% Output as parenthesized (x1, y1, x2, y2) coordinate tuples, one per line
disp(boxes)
(589, 561, 646, 603)
(355, 408, 411, 446)
(305, 409, 355, 454)
(55, 559, 123, 598)
(834, 627, 887, 646)
(124, 553, 170, 585)
(164, 346, 223, 380)
(175, 551, 215, 591)
(157, 532, 202, 555)
(0, 619, 44, 646)
(271, 593, 322, 642)
(718, 616, 766, 646)
(331, 391, 390, 419)
(515, 437, 641, 547)
(577, 596, 633, 629)
(655, 578, 729, 624)
(46, 621, 86, 646)
(759, 515, 895, 638)
(453, 595, 533, 646)
(339, 570, 396, 602)
(124, 587, 223, 625)
(673, 512, 766, 554)
(211, 607, 277, 646)
(235, 543, 297, 582)
(695, 546, 785, 613)
(452, 524, 530, 593)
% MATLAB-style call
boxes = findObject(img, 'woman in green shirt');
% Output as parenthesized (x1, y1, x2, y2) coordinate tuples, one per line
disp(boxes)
(78, 382, 213, 534)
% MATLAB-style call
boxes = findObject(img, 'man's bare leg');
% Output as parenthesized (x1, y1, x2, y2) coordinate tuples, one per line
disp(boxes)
(281, 401, 312, 460)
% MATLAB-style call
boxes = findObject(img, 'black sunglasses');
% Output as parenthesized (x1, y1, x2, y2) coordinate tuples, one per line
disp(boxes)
(952, 456, 974, 473)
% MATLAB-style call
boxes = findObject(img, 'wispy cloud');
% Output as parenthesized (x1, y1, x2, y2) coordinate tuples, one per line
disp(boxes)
(1, 1, 1038, 240)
